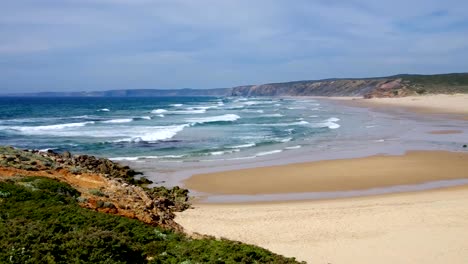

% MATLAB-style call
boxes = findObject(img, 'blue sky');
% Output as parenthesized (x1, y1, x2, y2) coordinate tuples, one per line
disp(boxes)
(1, 0, 467, 93)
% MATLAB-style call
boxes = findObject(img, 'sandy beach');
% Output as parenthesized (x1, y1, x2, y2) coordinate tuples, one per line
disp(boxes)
(176, 186, 468, 263)
(184, 151, 468, 195)
(176, 94, 468, 263)
(347, 94, 468, 118)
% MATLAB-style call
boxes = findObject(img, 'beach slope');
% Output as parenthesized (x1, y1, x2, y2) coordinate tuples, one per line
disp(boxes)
(176, 186, 468, 263)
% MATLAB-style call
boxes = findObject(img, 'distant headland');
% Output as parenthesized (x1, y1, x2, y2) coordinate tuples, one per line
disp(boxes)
(4, 72, 468, 98)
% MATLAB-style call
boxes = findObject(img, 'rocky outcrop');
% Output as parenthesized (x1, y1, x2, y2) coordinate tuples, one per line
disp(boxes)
(363, 79, 413, 98)
(0, 146, 190, 231)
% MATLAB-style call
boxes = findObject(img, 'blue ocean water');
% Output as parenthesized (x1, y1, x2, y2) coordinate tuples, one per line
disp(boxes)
(0, 96, 344, 161)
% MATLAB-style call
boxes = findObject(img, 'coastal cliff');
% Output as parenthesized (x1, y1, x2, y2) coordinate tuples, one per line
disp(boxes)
(231, 73, 468, 98)
(4, 73, 467, 98)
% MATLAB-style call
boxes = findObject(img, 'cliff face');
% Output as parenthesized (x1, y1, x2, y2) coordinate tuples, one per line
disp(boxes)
(231, 78, 408, 97)
(231, 73, 468, 98)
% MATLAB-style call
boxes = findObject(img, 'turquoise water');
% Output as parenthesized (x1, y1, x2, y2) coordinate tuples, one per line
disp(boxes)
(0, 96, 342, 161)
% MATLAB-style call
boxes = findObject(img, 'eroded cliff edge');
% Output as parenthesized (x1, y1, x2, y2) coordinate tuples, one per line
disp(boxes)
(231, 73, 468, 98)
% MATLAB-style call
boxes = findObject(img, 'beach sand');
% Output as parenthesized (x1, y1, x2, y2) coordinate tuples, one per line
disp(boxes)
(176, 94, 468, 263)
(346, 94, 468, 118)
(184, 151, 468, 195)
(176, 186, 468, 263)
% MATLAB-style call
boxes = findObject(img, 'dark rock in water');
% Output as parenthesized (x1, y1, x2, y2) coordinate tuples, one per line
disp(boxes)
(463, 145, 467, 148)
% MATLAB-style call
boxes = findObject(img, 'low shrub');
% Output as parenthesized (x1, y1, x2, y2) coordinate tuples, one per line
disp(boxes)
(0, 177, 301, 264)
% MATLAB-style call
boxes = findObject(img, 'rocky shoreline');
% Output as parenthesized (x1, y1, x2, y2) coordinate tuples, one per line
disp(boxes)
(0, 146, 190, 231)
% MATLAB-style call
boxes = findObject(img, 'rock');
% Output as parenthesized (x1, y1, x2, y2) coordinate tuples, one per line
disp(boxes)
(96, 200, 104, 208)
(63, 151, 72, 159)
(463, 145, 467, 148)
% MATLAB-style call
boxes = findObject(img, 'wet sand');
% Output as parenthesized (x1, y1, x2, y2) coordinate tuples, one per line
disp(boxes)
(184, 151, 468, 196)
(429, 130, 463, 134)
(176, 186, 468, 264)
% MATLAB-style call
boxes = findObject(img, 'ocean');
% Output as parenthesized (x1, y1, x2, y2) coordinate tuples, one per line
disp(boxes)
(1, 96, 466, 188)
(0, 96, 343, 161)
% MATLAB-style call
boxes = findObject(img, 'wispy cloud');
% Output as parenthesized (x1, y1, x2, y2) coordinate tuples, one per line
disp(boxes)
(0, 0, 467, 93)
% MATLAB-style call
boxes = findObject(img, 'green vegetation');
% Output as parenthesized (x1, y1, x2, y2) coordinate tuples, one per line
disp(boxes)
(0, 146, 55, 171)
(0, 177, 301, 264)
(397, 73, 468, 94)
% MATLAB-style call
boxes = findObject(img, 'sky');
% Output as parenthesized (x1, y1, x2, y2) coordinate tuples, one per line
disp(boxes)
(1, 0, 468, 93)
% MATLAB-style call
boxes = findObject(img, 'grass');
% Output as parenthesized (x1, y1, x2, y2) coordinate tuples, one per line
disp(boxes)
(0, 177, 302, 264)
(396, 73, 468, 94)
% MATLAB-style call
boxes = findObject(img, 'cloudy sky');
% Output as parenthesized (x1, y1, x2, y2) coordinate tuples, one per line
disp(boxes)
(1, 0, 467, 93)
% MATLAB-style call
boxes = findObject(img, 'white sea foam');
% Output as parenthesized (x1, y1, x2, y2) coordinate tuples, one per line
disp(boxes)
(114, 124, 188, 143)
(310, 117, 341, 130)
(187, 114, 240, 124)
(326, 117, 340, 122)
(156, 114, 165, 117)
(262, 114, 284, 117)
(161, 155, 185, 159)
(227, 143, 255, 149)
(39, 148, 58, 152)
(256, 149, 283, 156)
(323, 117, 341, 129)
(285, 145, 302, 150)
(245, 121, 309, 127)
(151, 109, 167, 114)
(242, 101, 261, 106)
(110, 157, 139, 161)
(287, 107, 307, 110)
(172, 109, 206, 114)
(170, 104, 183, 107)
(8, 121, 95, 133)
(210, 151, 225, 156)
(102, 118, 133, 124)
(326, 123, 340, 129)
(224, 156, 257, 161)
(138, 156, 159, 159)
(98, 108, 110, 112)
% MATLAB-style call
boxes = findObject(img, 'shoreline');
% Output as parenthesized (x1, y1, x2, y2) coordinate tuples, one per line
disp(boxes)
(184, 150, 468, 203)
(176, 185, 468, 263)
(176, 94, 468, 262)
(137, 94, 468, 192)
(329, 94, 468, 120)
